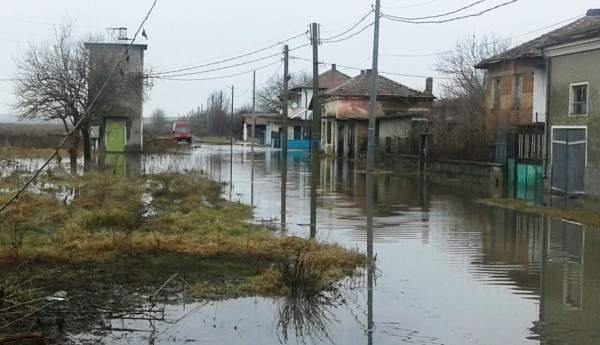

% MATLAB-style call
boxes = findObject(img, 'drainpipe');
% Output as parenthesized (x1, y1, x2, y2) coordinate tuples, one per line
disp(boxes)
(543, 57, 552, 181)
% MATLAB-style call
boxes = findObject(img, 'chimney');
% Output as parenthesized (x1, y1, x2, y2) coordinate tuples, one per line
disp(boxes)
(587, 9, 600, 16)
(362, 69, 372, 77)
(425, 77, 433, 95)
(332, 64, 337, 71)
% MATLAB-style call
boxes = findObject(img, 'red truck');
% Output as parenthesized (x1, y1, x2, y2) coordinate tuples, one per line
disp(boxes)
(172, 121, 193, 143)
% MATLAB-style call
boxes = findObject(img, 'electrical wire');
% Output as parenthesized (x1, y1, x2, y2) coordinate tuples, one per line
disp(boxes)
(0, 0, 160, 215)
(321, 9, 374, 41)
(383, 0, 519, 24)
(151, 31, 307, 76)
(236, 79, 254, 99)
(151, 52, 282, 78)
(386, 0, 490, 21)
(289, 56, 451, 80)
(382, 13, 585, 58)
(152, 43, 310, 78)
(153, 59, 282, 82)
(322, 21, 376, 44)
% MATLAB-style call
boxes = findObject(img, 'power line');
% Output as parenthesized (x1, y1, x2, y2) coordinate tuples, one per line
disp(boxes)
(387, 0, 490, 21)
(290, 56, 451, 79)
(153, 59, 282, 82)
(151, 52, 282, 78)
(0, 0, 160, 215)
(321, 9, 374, 41)
(151, 43, 310, 78)
(322, 21, 375, 44)
(152, 31, 307, 76)
(382, 13, 585, 58)
(383, 0, 519, 24)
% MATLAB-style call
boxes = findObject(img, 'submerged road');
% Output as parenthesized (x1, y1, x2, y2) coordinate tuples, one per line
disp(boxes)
(70, 144, 600, 344)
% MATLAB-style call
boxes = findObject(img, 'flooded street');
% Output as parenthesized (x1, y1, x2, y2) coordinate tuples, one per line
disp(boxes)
(10, 144, 600, 345)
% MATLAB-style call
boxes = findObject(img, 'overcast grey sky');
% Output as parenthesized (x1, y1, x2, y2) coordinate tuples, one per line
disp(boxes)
(0, 0, 597, 122)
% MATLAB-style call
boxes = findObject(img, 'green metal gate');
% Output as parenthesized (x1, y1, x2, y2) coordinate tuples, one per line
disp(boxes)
(507, 124, 545, 204)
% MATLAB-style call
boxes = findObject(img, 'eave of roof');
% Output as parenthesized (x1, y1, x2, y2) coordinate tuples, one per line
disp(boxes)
(324, 73, 432, 100)
(475, 14, 600, 69)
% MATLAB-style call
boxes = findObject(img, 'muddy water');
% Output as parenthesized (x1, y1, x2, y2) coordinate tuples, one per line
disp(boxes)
(10, 145, 600, 344)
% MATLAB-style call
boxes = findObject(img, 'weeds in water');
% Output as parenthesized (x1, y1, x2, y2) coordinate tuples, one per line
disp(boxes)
(0, 170, 365, 299)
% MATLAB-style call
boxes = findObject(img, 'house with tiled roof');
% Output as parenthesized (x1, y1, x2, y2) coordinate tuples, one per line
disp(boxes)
(321, 70, 434, 158)
(247, 65, 350, 149)
(477, 9, 600, 197)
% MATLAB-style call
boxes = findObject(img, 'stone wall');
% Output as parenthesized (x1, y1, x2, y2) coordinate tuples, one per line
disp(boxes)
(391, 155, 505, 197)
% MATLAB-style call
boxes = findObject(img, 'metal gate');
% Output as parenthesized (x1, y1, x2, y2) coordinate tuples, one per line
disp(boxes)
(507, 124, 545, 203)
(552, 128, 586, 195)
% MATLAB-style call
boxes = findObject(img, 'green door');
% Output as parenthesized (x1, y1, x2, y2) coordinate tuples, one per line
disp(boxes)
(106, 119, 126, 152)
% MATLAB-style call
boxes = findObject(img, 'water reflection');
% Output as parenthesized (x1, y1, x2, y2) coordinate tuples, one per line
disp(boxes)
(9, 145, 600, 344)
(276, 289, 342, 344)
(366, 172, 375, 345)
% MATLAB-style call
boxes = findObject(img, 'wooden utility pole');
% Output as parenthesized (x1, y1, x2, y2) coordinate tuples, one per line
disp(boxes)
(367, 0, 381, 173)
(310, 23, 321, 154)
(281, 45, 289, 230)
(219, 91, 224, 136)
(309, 22, 321, 238)
(229, 85, 234, 200)
(251, 70, 256, 206)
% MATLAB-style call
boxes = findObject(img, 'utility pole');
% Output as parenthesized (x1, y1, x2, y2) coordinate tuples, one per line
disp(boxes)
(367, 0, 381, 173)
(206, 98, 210, 131)
(229, 85, 234, 201)
(366, 2, 381, 343)
(310, 23, 321, 154)
(219, 91, 224, 136)
(309, 22, 321, 239)
(251, 70, 256, 206)
(281, 45, 289, 230)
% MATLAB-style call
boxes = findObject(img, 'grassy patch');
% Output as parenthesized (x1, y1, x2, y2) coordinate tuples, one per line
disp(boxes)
(195, 136, 231, 145)
(479, 198, 600, 227)
(0, 170, 365, 339)
(0, 146, 69, 160)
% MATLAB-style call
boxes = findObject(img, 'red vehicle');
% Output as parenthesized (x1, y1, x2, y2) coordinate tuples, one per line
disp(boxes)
(172, 121, 193, 143)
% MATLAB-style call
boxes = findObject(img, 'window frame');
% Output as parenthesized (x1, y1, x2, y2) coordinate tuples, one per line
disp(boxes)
(512, 74, 523, 109)
(492, 78, 502, 110)
(569, 82, 589, 117)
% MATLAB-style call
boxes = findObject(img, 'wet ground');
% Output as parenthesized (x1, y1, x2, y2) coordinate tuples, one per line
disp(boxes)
(8, 144, 600, 345)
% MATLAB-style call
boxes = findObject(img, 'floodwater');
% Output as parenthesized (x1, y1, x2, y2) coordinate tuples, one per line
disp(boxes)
(9, 144, 600, 345)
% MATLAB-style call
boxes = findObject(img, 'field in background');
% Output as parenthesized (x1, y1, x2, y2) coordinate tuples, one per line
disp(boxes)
(0, 123, 64, 148)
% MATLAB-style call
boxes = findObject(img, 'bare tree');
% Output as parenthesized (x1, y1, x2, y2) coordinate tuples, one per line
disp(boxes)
(149, 108, 169, 135)
(205, 91, 230, 137)
(14, 25, 90, 166)
(435, 34, 510, 99)
(14, 25, 150, 166)
(257, 71, 311, 113)
(431, 35, 511, 161)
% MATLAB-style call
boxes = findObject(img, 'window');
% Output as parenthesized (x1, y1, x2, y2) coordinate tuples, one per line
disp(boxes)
(512, 75, 523, 109)
(492, 78, 501, 109)
(293, 126, 302, 140)
(570, 83, 589, 116)
(326, 121, 332, 144)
